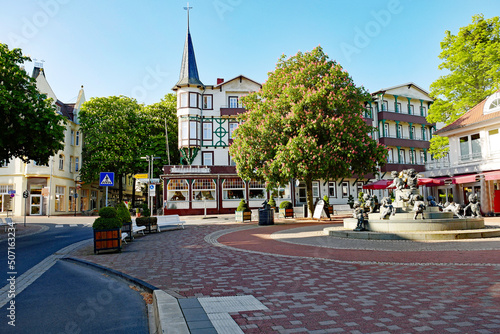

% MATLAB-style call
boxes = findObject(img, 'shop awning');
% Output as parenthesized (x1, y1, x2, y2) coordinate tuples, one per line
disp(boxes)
(418, 178, 444, 187)
(483, 170, 500, 181)
(363, 179, 392, 189)
(453, 174, 480, 184)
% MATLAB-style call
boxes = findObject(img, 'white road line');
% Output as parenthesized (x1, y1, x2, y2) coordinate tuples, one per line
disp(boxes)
(55, 225, 63, 228)
(69, 224, 78, 227)
(0, 239, 91, 308)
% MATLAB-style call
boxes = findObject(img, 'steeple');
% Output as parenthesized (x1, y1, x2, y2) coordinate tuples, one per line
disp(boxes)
(175, 4, 204, 88)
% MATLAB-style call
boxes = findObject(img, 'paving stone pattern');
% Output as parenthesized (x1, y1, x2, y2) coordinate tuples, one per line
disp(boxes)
(73, 223, 500, 333)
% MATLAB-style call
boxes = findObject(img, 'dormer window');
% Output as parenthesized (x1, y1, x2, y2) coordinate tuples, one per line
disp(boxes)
(484, 92, 500, 115)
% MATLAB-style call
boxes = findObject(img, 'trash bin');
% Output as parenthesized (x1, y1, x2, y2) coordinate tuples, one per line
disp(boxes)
(303, 205, 308, 218)
(258, 208, 274, 225)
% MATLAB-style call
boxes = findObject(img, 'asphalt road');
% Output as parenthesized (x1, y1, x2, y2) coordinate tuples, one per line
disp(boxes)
(0, 223, 150, 333)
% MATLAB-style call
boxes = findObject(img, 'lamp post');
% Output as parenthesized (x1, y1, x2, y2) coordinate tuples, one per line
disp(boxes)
(141, 156, 161, 214)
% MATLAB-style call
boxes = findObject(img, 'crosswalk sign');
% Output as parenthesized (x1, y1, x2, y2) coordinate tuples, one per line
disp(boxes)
(100, 172, 115, 186)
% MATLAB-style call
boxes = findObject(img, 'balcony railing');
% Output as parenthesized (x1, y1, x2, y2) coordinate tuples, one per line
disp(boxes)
(380, 133, 427, 141)
(379, 108, 427, 117)
(425, 158, 451, 170)
(459, 152, 482, 163)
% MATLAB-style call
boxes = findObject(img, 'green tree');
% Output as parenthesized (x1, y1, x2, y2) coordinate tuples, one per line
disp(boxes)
(428, 15, 500, 157)
(79, 96, 143, 201)
(229, 46, 387, 217)
(0, 43, 66, 164)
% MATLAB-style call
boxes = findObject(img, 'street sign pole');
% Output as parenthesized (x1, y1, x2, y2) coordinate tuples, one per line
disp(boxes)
(106, 186, 108, 207)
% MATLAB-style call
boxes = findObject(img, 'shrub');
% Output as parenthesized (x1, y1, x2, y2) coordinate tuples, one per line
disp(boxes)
(279, 201, 293, 209)
(141, 203, 151, 217)
(99, 206, 117, 218)
(116, 202, 131, 224)
(268, 196, 276, 207)
(136, 217, 158, 226)
(236, 199, 250, 212)
(93, 207, 122, 230)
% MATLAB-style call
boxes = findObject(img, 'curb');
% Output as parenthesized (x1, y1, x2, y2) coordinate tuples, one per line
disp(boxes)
(63, 257, 190, 334)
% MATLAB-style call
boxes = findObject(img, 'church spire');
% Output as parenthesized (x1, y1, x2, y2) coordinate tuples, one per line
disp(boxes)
(175, 3, 204, 88)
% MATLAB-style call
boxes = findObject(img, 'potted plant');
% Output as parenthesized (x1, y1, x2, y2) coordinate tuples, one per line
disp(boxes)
(347, 195, 355, 208)
(117, 202, 133, 241)
(93, 207, 123, 254)
(268, 196, 277, 213)
(323, 195, 333, 215)
(279, 201, 294, 218)
(235, 199, 252, 222)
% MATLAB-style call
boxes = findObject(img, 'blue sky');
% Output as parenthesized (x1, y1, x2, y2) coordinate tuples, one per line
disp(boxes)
(1, 0, 499, 105)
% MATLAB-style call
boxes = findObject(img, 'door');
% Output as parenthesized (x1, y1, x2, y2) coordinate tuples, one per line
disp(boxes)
(30, 195, 42, 215)
(298, 183, 307, 204)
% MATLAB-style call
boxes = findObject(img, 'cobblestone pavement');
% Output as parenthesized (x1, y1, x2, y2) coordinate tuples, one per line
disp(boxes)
(72, 218, 500, 333)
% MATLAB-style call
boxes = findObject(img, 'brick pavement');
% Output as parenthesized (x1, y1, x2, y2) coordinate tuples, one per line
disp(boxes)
(72, 220, 500, 333)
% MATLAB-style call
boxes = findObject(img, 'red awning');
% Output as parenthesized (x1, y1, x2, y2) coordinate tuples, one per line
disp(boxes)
(363, 179, 393, 189)
(483, 170, 500, 181)
(418, 178, 444, 187)
(453, 174, 480, 184)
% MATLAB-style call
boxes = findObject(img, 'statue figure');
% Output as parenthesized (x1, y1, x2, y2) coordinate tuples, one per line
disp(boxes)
(427, 196, 438, 207)
(443, 202, 465, 219)
(353, 201, 367, 231)
(261, 200, 270, 210)
(464, 194, 481, 218)
(406, 168, 419, 190)
(363, 193, 375, 213)
(412, 194, 426, 220)
(388, 171, 405, 191)
(380, 197, 395, 219)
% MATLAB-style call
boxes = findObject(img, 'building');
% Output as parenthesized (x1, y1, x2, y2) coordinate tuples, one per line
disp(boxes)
(423, 90, 500, 214)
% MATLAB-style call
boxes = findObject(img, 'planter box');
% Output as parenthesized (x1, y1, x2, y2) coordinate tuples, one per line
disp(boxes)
(258, 209, 274, 225)
(328, 206, 334, 215)
(235, 211, 252, 222)
(136, 217, 159, 233)
(94, 228, 122, 254)
(279, 208, 294, 218)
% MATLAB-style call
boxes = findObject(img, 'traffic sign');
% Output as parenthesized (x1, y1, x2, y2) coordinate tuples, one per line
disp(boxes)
(8, 190, 15, 195)
(149, 184, 156, 197)
(99, 172, 115, 186)
(137, 178, 161, 184)
(134, 173, 148, 179)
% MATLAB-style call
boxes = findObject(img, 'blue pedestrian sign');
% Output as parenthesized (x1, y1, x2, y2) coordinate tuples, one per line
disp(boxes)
(99, 172, 115, 186)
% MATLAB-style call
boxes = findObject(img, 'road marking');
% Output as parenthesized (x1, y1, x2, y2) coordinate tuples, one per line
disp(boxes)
(55, 225, 63, 228)
(198, 295, 268, 334)
(69, 224, 78, 227)
(0, 239, 91, 308)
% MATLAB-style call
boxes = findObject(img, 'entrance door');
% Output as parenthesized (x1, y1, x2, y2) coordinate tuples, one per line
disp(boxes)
(30, 195, 42, 215)
(298, 183, 307, 204)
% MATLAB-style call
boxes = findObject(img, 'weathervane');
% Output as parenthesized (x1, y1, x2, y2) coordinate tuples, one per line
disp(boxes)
(184, 2, 193, 28)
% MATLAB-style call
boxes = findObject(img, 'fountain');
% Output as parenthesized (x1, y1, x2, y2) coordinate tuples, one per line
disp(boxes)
(324, 169, 500, 240)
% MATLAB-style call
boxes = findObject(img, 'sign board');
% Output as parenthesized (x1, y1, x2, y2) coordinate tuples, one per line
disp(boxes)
(134, 173, 148, 179)
(149, 184, 156, 197)
(8, 190, 15, 195)
(138, 178, 161, 184)
(99, 172, 115, 186)
(313, 200, 325, 220)
(42, 187, 49, 197)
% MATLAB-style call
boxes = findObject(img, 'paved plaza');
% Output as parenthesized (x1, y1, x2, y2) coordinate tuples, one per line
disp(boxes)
(62, 215, 500, 333)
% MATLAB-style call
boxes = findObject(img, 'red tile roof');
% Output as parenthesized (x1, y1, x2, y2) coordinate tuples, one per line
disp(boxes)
(436, 92, 500, 135)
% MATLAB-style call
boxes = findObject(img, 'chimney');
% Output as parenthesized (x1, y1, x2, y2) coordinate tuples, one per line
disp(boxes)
(217, 78, 224, 85)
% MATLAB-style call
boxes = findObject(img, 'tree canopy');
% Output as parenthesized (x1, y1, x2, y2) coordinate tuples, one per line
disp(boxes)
(0, 43, 66, 164)
(229, 46, 387, 216)
(428, 15, 500, 157)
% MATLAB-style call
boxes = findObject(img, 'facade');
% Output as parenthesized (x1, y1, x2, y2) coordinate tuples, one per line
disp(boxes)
(0, 63, 140, 216)
(423, 90, 500, 214)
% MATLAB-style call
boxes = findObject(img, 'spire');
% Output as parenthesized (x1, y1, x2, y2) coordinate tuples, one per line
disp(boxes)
(175, 3, 204, 87)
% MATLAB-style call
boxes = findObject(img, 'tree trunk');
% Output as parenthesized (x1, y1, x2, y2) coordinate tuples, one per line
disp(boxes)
(132, 178, 136, 208)
(118, 174, 123, 202)
(305, 175, 315, 218)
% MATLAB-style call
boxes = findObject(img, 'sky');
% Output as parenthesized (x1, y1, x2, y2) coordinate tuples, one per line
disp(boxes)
(1, 0, 499, 105)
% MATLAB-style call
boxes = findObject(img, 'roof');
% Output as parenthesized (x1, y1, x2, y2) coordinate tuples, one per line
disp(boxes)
(175, 26, 204, 88)
(213, 75, 262, 89)
(371, 82, 430, 98)
(435, 91, 500, 135)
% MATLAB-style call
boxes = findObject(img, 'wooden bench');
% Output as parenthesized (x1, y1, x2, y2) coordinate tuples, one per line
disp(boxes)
(333, 204, 353, 215)
(156, 215, 185, 232)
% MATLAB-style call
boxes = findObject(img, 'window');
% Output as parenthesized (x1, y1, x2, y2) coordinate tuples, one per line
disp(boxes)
(489, 129, 500, 153)
(229, 154, 237, 166)
(364, 106, 372, 118)
(189, 121, 197, 139)
(420, 150, 426, 164)
(69, 187, 76, 212)
(55, 186, 65, 211)
(397, 124, 402, 138)
(229, 122, 238, 139)
(90, 190, 98, 210)
(76, 131, 80, 146)
(202, 152, 213, 166)
(387, 148, 394, 163)
(203, 95, 213, 110)
(410, 126, 415, 139)
(312, 181, 320, 198)
(484, 93, 500, 115)
(395, 102, 401, 113)
(59, 155, 64, 170)
(223, 178, 245, 200)
(272, 184, 291, 199)
(229, 96, 239, 108)
(356, 182, 364, 196)
(399, 149, 406, 163)
(328, 181, 336, 198)
(69, 156, 73, 172)
(203, 122, 213, 140)
(408, 104, 414, 115)
(167, 179, 188, 201)
(192, 179, 216, 201)
(421, 127, 426, 141)
(342, 181, 349, 198)
(181, 121, 189, 140)
(421, 106, 427, 117)
(249, 180, 266, 200)
(383, 123, 389, 137)
(75, 157, 79, 172)
(180, 93, 188, 108)
(410, 150, 416, 164)
(71, 130, 75, 145)
(189, 92, 198, 108)
(382, 100, 388, 111)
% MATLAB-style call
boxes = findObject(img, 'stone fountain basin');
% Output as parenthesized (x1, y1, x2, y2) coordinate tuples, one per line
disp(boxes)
(343, 217, 484, 232)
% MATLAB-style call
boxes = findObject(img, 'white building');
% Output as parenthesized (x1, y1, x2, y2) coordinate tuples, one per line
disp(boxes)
(424, 90, 500, 214)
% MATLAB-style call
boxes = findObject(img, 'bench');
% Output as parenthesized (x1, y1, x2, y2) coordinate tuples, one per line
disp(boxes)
(0, 218, 15, 232)
(121, 220, 146, 244)
(333, 204, 353, 215)
(156, 215, 185, 232)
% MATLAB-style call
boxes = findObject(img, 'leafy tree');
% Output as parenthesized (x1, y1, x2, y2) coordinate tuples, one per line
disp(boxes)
(0, 43, 66, 164)
(229, 46, 387, 217)
(79, 96, 143, 201)
(428, 15, 500, 157)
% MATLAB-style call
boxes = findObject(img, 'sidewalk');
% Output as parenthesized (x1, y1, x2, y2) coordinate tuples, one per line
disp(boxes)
(67, 215, 500, 333)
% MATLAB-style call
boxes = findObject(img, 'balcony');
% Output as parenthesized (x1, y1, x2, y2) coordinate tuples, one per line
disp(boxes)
(380, 162, 426, 173)
(459, 152, 482, 164)
(220, 105, 246, 116)
(379, 134, 430, 149)
(425, 158, 451, 170)
(378, 109, 432, 124)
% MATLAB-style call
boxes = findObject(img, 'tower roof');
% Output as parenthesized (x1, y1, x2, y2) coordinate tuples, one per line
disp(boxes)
(175, 8, 204, 88)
